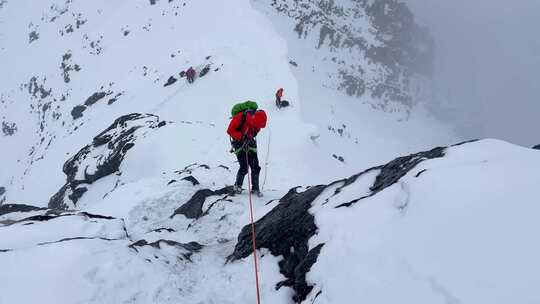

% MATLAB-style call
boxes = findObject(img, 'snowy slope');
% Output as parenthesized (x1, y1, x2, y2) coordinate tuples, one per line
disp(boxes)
(0, 0, 456, 206)
(3, 1, 535, 304)
(2, 139, 539, 303)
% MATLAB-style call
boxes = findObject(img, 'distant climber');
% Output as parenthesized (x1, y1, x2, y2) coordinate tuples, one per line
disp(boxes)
(186, 67, 196, 83)
(227, 101, 267, 197)
(275, 88, 284, 108)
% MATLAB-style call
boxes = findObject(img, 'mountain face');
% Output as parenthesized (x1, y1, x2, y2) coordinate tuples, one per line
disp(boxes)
(253, 0, 433, 112)
(2, 1, 538, 304)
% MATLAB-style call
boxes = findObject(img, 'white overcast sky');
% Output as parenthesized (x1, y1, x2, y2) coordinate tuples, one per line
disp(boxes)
(405, 0, 540, 147)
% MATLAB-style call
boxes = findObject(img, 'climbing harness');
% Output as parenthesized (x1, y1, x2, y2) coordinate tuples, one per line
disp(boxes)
(245, 146, 262, 304)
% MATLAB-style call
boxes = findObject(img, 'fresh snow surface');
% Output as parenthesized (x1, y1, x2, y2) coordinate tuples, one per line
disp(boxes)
(306, 139, 540, 304)
(1, 0, 538, 303)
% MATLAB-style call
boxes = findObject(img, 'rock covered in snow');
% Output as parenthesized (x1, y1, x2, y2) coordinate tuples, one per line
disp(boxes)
(49, 113, 167, 210)
(254, 0, 433, 109)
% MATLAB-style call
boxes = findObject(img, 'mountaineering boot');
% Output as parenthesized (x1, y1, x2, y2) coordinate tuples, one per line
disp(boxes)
(252, 189, 263, 198)
(233, 184, 243, 195)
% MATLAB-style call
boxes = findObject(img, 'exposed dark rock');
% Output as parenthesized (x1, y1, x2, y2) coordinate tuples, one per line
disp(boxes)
(71, 105, 86, 119)
(181, 175, 200, 186)
(170, 186, 233, 219)
(228, 185, 327, 302)
(60, 52, 80, 83)
(336, 145, 446, 208)
(27, 76, 52, 99)
(229, 141, 475, 301)
(167, 180, 177, 185)
(332, 154, 345, 162)
(0, 204, 44, 216)
(0, 187, 4, 196)
(415, 169, 428, 178)
(49, 113, 163, 209)
(29, 30, 39, 43)
(164, 76, 177, 87)
(78, 212, 116, 220)
(84, 92, 108, 106)
(129, 239, 203, 261)
(289, 60, 298, 67)
(129, 239, 203, 252)
(2, 121, 17, 136)
(150, 227, 176, 233)
(199, 65, 210, 77)
(68, 186, 87, 204)
(533, 144, 540, 150)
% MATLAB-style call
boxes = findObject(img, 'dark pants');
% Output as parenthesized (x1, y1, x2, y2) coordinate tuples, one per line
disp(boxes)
(276, 96, 281, 108)
(235, 150, 261, 191)
(187, 76, 194, 83)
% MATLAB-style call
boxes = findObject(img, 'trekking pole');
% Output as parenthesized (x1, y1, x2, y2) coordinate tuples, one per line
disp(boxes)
(246, 150, 262, 304)
(261, 127, 270, 191)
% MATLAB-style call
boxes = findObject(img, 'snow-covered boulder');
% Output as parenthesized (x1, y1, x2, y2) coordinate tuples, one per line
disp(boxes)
(49, 113, 167, 210)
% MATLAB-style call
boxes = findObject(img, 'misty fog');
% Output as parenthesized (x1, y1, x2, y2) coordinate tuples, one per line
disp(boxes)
(404, 0, 540, 147)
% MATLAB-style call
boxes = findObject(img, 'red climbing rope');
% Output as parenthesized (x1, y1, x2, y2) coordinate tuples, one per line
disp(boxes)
(246, 150, 262, 304)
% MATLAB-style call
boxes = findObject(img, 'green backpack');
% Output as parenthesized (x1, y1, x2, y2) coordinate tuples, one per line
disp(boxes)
(231, 100, 258, 117)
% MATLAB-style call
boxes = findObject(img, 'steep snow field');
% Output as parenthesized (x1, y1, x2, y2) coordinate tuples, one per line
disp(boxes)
(1, 0, 538, 303)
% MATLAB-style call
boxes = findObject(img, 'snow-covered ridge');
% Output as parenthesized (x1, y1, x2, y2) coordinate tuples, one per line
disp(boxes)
(2, 139, 539, 303)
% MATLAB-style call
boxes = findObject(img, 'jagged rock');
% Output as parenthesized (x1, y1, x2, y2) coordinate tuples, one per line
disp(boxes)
(228, 185, 327, 302)
(164, 76, 177, 87)
(49, 113, 166, 209)
(150, 227, 176, 233)
(199, 65, 210, 77)
(261, 0, 432, 110)
(0, 204, 44, 216)
(84, 92, 108, 106)
(181, 175, 200, 186)
(129, 239, 203, 252)
(170, 186, 233, 219)
(229, 141, 473, 301)
(29, 30, 39, 43)
(129, 239, 203, 261)
(1, 121, 17, 136)
(533, 144, 540, 150)
(71, 105, 86, 119)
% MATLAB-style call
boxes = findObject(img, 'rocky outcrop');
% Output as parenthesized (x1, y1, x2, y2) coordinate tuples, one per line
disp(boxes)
(229, 141, 474, 301)
(49, 113, 166, 209)
(171, 186, 233, 219)
(228, 185, 327, 302)
(533, 144, 540, 150)
(256, 0, 432, 112)
(2, 121, 17, 136)
(0, 204, 44, 216)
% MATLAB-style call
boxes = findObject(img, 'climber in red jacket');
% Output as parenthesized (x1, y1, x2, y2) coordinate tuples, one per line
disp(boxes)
(227, 109, 267, 197)
(186, 67, 196, 84)
(275, 88, 284, 108)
